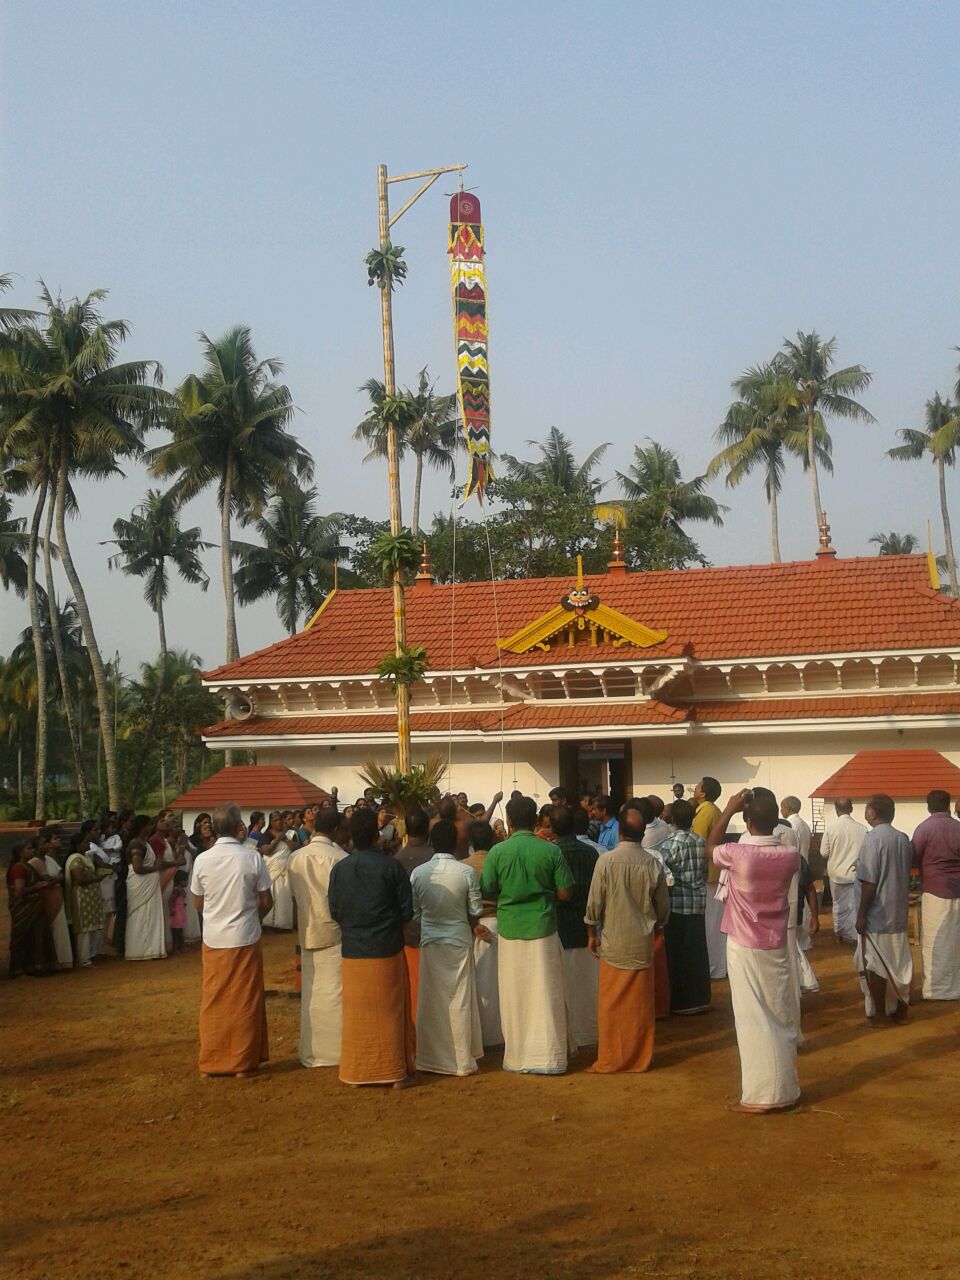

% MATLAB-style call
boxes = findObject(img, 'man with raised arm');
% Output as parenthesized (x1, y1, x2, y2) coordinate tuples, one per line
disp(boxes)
(707, 790, 800, 1112)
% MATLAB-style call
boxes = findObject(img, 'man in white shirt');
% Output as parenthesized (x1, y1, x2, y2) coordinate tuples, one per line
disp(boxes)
(410, 819, 486, 1076)
(289, 807, 347, 1068)
(190, 804, 273, 1078)
(820, 797, 867, 944)
(641, 795, 672, 852)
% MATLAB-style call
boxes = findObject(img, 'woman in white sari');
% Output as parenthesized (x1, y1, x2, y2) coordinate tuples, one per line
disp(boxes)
(28, 841, 73, 969)
(173, 823, 202, 943)
(259, 813, 296, 930)
(124, 838, 168, 961)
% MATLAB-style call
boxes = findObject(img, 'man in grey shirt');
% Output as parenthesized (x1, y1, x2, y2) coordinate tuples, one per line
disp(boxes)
(855, 793, 913, 1026)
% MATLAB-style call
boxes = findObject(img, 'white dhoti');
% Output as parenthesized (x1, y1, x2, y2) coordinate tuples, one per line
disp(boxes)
(300, 944, 342, 1067)
(498, 933, 568, 1075)
(856, 930, 913, 1017)
(415, 941, 482, 1076)
(705, 883, 727, 979)
(727, 937, 800, 1110)
(474, 916, 503, 1047)
(831, 879, 858, 943)
(561, 946, 599, 1052)
(124, 866, 167, 961)
(263, 852, 295, 931)
(920, 894, 960, 1000)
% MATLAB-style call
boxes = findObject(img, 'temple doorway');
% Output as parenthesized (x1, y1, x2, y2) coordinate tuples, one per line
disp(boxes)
(559, 739, 633, 809)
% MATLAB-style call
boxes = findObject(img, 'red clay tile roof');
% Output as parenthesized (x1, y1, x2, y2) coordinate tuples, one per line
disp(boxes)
(689, 693, 960, 722)
(811, 749, 960, 799)
(167, 765, 331, 811)
(202, 692, 959, 740)
(205, 555, 960, 684)
(202, 700, 689, 740)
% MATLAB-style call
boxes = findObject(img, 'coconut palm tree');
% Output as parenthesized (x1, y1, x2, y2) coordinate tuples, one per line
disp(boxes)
(779, 331, 874, 531)
(617, 440, 726, 535)
(888, 393, 960, 596)
(502, 426, 610, 497)
(147, 326, 313, 664)
(354, 369, 460, 534)
(106, 489, 211, 661)
(709, 360, 830, 562)
(0, 286, 164, 812)
(869, 531, 920, 556)
(234, 488, 347, 635)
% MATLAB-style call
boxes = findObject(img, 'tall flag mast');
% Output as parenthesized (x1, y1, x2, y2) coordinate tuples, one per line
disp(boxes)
(449, 192, 493, 499)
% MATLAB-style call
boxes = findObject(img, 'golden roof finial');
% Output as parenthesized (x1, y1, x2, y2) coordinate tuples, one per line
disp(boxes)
(576, 554, 584, 590)
(415, 539, 435, 583)
(608, 524, 626, 574)
(816, 511, 837, 559)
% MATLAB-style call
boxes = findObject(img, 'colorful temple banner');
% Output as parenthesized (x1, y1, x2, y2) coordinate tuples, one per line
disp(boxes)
(449, 192, 492, 499)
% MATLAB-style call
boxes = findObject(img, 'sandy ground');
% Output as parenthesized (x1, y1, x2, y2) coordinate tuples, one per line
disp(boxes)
(1, 918, 959, 1280)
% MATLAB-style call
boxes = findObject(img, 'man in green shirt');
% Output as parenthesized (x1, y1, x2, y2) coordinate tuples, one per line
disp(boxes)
(481, 796, 574, 1074)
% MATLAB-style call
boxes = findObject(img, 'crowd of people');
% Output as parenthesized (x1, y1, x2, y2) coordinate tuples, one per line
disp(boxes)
(7, 777, 960, 1111)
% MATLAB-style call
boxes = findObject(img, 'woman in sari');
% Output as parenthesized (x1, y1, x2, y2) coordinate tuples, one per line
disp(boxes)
(124, 837, 169, 960)
(172, 821, 202, 943)
(7, 843, 55, 977)
(259, 812, 296, 930)
(190, 813, 215, 857)
(28, 838, 72, 970)
(64, 835, 107, 968)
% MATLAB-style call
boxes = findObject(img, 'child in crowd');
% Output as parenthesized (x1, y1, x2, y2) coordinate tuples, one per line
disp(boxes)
(169, 869, 188, 953)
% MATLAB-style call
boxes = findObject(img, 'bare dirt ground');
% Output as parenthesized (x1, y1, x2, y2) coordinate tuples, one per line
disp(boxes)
(2, 917, 959, 1280)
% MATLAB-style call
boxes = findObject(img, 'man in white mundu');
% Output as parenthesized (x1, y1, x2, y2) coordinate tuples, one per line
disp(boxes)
(912, 790, 960, 1001)
(820, 798, 867, 944)
(707, 789, 800, 1113)
(480, 796, 574, 1075)
(411, 820, 486, 1077)
(854, 794, 913, 1025)
(289, 806, 347, 1067)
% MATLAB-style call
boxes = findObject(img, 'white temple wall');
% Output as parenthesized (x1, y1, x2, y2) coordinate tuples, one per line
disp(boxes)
(630, 725, 960, 833)
(219, 722, 957, 836)
(250, 739, 556, 809)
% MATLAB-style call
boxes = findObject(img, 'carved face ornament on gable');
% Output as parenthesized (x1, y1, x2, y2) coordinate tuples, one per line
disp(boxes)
(498, 557, 668, 655)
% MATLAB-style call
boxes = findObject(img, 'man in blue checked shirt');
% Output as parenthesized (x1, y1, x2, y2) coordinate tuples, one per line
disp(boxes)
(660, 799, 711, 1015)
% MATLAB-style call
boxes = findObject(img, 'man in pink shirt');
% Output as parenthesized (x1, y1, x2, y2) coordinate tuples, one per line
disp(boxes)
(913, 789, 960, 1001)
(707, 789, 800, 1113)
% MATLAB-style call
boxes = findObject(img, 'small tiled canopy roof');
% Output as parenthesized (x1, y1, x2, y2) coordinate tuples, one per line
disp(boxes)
(811, 750, 960, 799)
(168, 765, 330, 811)
(204, 554, 960, 684)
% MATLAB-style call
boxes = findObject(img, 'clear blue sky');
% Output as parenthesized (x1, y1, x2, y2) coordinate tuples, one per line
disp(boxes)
(2, 0, 959, 668)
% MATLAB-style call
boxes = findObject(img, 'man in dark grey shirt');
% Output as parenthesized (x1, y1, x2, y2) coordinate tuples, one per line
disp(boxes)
(855, 793, 913, 1025)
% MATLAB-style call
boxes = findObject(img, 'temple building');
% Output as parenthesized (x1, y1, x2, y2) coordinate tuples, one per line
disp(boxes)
(201, 533, 960, 831)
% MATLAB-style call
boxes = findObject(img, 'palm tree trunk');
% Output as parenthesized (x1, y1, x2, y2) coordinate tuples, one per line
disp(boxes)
(157, 596, 168, 661)
(42, 495, 90, 813)
(27, 480, 49, 821)
(938, 455, 959, 596)
(767, 460, 781, 563)
(129, 607, 166, 804)
(221, 462, 239, 661)
(412, 450, 424, 537)
(17, 745, 23, 807)
(807, 407, 824, 531)
(54, 445, 121, 810)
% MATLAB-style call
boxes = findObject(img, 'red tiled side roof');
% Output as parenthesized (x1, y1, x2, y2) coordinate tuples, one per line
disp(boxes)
(690, 693, 960, 722)
(202, 691, 958, 740)
(203, 700, 689, 740)
(167, 765, 331, 811)
(204, 555, 960, 683)
(811, 750, 960, 799)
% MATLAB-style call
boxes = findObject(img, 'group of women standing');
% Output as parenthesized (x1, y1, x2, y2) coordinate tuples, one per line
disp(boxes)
(6, 810, 217, 977)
